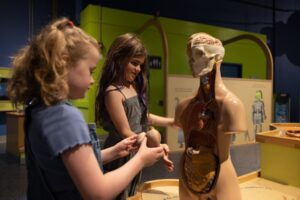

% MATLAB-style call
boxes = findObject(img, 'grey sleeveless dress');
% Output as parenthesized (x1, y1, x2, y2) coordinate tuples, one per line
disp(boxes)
(102, 86, 147, 200)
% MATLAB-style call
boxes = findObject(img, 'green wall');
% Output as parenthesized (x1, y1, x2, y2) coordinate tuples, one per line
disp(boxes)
(76, 5, 267, 134)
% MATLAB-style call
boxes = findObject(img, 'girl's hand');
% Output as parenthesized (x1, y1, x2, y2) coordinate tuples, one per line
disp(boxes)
(135, 137, 164, 167)
(114, 135, 137, 158)
(170, 121, 181, 130)
(161, 144, 174, 172)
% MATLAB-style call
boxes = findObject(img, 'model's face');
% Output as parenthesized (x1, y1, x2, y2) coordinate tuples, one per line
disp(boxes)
(124, 56, 145, 83)
(188, 44, 225, 77)
(67, 46, 100, 99)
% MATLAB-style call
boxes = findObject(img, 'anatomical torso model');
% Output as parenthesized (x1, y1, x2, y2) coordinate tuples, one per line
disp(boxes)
(174, 32, 247, 200)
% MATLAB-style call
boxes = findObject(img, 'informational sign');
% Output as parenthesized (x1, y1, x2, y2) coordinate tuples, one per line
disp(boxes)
(148, 56, 162, 69)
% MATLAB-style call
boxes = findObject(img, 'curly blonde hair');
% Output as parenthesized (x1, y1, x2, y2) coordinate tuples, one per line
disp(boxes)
(7, 17, 98, 107)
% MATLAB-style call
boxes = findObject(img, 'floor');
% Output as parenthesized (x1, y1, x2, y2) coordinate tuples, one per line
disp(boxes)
(0, 138, 27, 200)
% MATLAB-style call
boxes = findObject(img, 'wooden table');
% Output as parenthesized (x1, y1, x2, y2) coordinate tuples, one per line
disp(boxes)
(6, 111, 24, 157)
(128, 173, 300, 200)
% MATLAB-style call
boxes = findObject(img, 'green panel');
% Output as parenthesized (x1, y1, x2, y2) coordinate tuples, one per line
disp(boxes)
(80, 4, 101, 25)
(224, 41, 266, 79)
(0, 67, 12, 78)
(0, 101, 14, 111)
(101, 7, 151, 28)
(80, 22, 100, 41)
(0, 68, 14, 111)
(167, 34, 191, 75)
(139, 29, 165, 117)
(159, 17, 267, 78)
(260, 143, 300, 187)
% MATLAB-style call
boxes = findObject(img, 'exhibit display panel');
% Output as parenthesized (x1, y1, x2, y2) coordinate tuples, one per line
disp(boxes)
(167, 75, 272, 150)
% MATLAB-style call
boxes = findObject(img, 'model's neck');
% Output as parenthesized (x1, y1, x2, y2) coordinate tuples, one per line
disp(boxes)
(196, 70, 216, 102)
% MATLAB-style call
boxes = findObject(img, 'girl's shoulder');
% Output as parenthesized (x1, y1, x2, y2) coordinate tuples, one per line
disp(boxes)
(105, 84, 127, 99)
(33, 101, 83, 122)
(106, 84, 120, 91)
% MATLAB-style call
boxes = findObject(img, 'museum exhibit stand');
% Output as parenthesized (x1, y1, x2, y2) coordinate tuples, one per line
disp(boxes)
(127, 125, 300, 200)
(256, 123, 300, 188)
(5, 111, 24, 158)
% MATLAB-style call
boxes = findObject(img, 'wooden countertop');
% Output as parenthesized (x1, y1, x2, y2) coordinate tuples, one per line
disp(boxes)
(256, 123, 300, 149)
(128, 175, 300, 200)
(6, 111, 24, 117)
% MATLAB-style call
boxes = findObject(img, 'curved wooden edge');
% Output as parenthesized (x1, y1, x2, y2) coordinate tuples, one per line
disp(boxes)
(135, 17, 169, 116)
(126, 192, 142, 200)
(256, 123, 300, 148)
(270, 123, 300, 130)
(127, 179, 179, 200)
(223, 34, 274, 81)
(138, 179, 179, 192)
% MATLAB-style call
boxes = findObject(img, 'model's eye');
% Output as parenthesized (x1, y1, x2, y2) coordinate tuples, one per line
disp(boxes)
(209, 56, 214, 60)
(195, 49, 204, 57)
(189, 58, 195, 64)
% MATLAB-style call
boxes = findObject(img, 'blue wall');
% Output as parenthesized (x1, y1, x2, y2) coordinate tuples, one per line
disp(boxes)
(0, 1, 29, 67)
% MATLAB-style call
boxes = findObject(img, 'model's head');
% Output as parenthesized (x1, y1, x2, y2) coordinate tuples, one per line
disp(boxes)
(187, 32, 225, 77)
(7, 17, 99, 106)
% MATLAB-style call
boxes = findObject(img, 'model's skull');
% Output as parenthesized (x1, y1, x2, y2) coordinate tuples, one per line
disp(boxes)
(187, 32, 225, 77)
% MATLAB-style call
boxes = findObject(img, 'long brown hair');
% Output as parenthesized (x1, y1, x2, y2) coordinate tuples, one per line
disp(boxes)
(95, 33, 148, 127)
(7, 17, 98, 107)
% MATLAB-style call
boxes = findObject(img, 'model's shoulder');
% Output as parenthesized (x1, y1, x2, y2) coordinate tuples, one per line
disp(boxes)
(220, 93, 247, 132)
(175, 96, 194, 123)
(222, 92, 243, 107)
(175, 96, 193, 115)
(177, 96, 193, 107)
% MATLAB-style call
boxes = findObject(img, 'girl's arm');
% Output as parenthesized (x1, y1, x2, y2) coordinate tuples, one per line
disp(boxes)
(104, 88, 136, 138)
(62, 138, 164, 200)
(148, 113, 175, 127)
